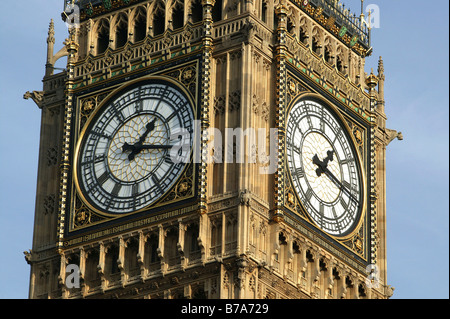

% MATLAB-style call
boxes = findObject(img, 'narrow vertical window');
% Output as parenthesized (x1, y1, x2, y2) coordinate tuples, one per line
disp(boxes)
(191, 0, 203, 23)
(97, 20, 110, 55)
(153, 9, 165, 36)
(116, 23, 128, 48)
(134, 8, 147, 42)
(212, 0, 223, 22)
(172, 3, 184, 30)
(261, 1, 268, 23)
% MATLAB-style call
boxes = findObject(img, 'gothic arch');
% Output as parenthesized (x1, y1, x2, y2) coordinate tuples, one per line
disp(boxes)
(169, 0, 185, 30)
(311, 26, 323, 54)
(129, 5, 148, 42)
(95, 18, 110, 55)
(299, 16, 309, 44)
(189, 0, 203, 23)
(150, 0, 166, 36)
(324, 36, 334, 64)
(112, 12, 129, 49)
(336, 45, 346, 73)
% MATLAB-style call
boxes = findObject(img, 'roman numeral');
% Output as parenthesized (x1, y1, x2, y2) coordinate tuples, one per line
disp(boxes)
(320, 120, 325, 132)
(342, 180, 352, 191)
(164, 154, 174, 165)
(154, 87, 169, 113)
(333, 127, 342, 144)
(305, 188, 314, 202)
(97, 171, 109, 186)
(94, 154, 105, 164)
(166, 111, 177, 122)
(152, 174, 164, 194)
(291, 144, 301, 155)
(340, 197, 349, 210)
(332, 207, 342, 233)
(135, 100, 143, 113)
(132, 183, 139, 197)
(307, 116, 313, 130)
(91, 130, 111, 140)
(111, 102, 125, 122)
(292, 167, 305, 179)
(81, 154, 105, 166)
(111, 183, 122, 197)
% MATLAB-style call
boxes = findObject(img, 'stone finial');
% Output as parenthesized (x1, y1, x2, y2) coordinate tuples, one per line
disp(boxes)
(365, 68, 378, 89)
(47, 19, 55, 45)
(377, 56, 385, 80)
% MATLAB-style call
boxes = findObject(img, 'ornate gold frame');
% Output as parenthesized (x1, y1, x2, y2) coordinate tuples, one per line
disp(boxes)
(72, 75, 197, 223)
(284, 92, 368, 242)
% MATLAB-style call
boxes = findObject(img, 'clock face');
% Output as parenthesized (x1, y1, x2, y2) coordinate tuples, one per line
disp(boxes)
(75, 80, 194, 215)
(286, 99, 364, 237)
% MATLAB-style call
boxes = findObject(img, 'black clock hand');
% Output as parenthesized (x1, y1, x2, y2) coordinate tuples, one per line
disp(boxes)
(137, 145, 172, 150)
(313, 152, 358, 203)
(138, 119, 156, 144)
(122, 118, 158, 160)
(312, 150, 334, 177)
(324, 168, 358, 203)
(124, 144, 172, 161)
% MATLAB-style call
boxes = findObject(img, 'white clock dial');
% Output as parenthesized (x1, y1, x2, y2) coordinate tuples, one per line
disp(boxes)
(75, 80, 194, 214)
(286, 99, 363, 237)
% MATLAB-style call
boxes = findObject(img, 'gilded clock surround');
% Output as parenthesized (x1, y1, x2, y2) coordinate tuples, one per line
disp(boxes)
(70, 71, 200, 235)
(283, 92, 368, 260)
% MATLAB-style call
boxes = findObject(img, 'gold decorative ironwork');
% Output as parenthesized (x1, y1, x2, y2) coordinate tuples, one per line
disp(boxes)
(161, 63, 198, 98)
(79, 92, 110, 131)
(161, 164, 195, 203)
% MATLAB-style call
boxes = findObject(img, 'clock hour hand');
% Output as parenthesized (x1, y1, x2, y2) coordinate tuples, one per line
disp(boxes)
(312, 150, 334, 177)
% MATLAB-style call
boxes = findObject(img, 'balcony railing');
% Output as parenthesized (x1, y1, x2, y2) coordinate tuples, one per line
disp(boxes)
(293, 0, 371, 48)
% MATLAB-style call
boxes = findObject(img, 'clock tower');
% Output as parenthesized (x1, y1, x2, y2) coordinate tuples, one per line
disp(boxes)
(25, 0, 399, 299)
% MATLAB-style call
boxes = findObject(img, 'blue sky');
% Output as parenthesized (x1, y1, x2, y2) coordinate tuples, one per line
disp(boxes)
(0, 0, 448, 299)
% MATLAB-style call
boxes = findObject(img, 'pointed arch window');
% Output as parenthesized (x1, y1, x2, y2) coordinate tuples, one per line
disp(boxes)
(153, 7, 165, 36)
(336, 55, 344, 72)
(190, 0, 203, 23)
(325, 45, 333, 63)
(106, 244, 120, 275)
(312, 37, 321, 54)
(172, 2, 184, 30)
(299, 26, 308, 44)
(115, 14, 128, 49)
(212, 0, 223, 22)
(97, 19, 110, 55)
(134, 7, 147, 42)
(287, 17, 295, 34)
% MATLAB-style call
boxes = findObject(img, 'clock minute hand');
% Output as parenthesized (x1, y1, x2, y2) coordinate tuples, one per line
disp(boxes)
(122, 144, 172, 152)
(138, 145, 172, 150)
(124, 144, 173, 161)
(322, 166, 359, 203)
(312, 152, 358, 203)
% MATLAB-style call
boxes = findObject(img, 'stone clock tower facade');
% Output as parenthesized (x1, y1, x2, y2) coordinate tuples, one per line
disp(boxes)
(25, 0, 399, 299)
